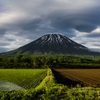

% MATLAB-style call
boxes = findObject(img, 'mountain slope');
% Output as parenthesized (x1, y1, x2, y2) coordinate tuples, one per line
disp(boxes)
(0, 34, 100, 57)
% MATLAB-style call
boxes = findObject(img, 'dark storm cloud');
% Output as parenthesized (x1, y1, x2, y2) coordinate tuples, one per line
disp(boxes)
(0, 43, 9, 46)
(0, 29, 6, 35)
(48, 9, 100, 33)
(21, 18, 42, 31)
(14, 5, 100, 38)
(86, 33, 100, 37)
(93, 44, 100, 46)
(22, 8, 100, 38)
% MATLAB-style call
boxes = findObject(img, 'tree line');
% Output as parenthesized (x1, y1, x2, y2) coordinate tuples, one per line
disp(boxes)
(0, 55, 100, 69)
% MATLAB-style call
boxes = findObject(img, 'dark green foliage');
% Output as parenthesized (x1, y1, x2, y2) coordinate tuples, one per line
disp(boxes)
(14, 54, 23, 63)
(1, 55, 100, 68)
(0, 88, 100, 100)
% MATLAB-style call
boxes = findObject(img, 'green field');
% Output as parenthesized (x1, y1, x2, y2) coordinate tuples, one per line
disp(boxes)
(0, 69, 47, 90)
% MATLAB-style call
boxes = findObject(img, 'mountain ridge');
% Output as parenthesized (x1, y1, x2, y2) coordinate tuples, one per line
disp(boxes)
(0, 34, 100, 57)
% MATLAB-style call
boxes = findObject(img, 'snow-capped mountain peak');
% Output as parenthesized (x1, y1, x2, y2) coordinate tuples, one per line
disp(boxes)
(34, 34, 88, 51)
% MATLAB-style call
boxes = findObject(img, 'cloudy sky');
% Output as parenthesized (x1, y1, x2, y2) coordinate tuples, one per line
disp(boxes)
(0, 0, 100, 53)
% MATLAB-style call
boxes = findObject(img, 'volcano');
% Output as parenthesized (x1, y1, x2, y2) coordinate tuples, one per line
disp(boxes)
(0, 34, 100, 57)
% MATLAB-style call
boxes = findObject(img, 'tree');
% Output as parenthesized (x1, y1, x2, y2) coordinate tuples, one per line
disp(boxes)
(14, 54, 23, 63)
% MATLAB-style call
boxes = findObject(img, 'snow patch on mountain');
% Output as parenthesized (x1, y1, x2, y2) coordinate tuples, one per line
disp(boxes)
(26, 33, 90, 54)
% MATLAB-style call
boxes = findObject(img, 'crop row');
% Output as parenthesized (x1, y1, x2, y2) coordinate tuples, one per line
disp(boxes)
(52, 69, 100, 87)
(0, 69, 47, 90)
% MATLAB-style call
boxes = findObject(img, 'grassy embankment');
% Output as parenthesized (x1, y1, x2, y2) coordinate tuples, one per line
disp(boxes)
(0, 69, 100, 99)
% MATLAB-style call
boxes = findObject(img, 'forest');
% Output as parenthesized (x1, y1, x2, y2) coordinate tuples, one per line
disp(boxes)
(0, 55, 100, 69)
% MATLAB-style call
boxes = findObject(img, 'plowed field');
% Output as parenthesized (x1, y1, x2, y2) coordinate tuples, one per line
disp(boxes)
(52, 69, 100, 87)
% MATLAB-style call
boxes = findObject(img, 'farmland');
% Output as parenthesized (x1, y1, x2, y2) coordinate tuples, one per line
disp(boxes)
(52, 69, 100, 87)
(1, 69, 100, 100)
(0, 69, 47, 90)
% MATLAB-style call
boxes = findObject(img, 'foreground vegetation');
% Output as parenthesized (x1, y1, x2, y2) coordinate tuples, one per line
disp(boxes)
(0, 69, 47, 90)
(0, 69, 100, 100)
(1, 55, 100, 69)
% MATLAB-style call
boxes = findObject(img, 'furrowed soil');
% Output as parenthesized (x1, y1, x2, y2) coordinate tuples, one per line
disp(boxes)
(52, 69, 100, 87)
